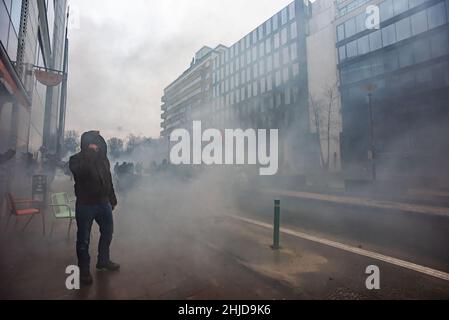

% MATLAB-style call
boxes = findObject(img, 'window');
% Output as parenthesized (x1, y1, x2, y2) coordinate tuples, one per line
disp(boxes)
(293, 63, 299, 77)
(285, 88, 291, 104)
(430, 32, 449, 58)
(291, 42, 298, 60)
(345, 18, 356, 38)
(337, 24, 345, 43)
(266, 19, 272, 35)
(413, 37, 431, 63)
(411, 10, 428, 35)
(252, 30, 258, 44)
(259, 42, 265, 58)
(275, 71, 281, 86)
(447, 0, 449, 23)
(259, 61, 265, 75)
(382, 23, 396, 47)
(267, 55, 273, 72)
(346, 40, 358, 58)
(369, 30, 382, 51)
(399, 43, 414, 68)
(282, 68, 289, 83)
(427, 2, 446, 29)
(272, 14, 279, 31)
(356, 13, 366, 33)
(288, 2, 295, 20)
(380, 0, 394, 22)
(357, 34, 370, 55)
(1, 2, 10, 49)
(261, 77, 266, 93)
(253, 63, 258, 78)
(339, 46, 346, 61)
(396, 17, 411, 42)
(281, 27, 288, 45)
(291, 22, 298, 39)
(253, 81, 258, 96)
(274, 51, 280, 68)
(282, 46, 289, 64)
(267, 74, 273, 91)
(274, 32, 280, 49)
(266, 38, 272, 53)
(258, 25, 264, 41)
(393, 0, 409, 15)
(281, 8, 288, 25)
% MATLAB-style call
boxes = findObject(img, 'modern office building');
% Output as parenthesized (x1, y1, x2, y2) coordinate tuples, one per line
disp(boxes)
(161, 45, 221, 137)
(336, 0, 449, 187)
(0, 0, 69, 194)
(161, 0, 317, 175)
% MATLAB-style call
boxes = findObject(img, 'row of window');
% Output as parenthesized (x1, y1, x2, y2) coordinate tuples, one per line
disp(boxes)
(213, 64, 300, 108)
(337, 0, 373, 18)
(215, 20, 298, 71)
(339, 1, 448, 61)
(337, 0, 437, 42)
(213, 42, 299, 85)
(210, 86, 300, 122)
(340, 30, 449, 84)
(220, 2, 296, 63)
(343, 59, 449, 107)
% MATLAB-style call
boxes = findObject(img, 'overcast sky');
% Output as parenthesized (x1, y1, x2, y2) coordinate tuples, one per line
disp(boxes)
(66, 0, 294, 140)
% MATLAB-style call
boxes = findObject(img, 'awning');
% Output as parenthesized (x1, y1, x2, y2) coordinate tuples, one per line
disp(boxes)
(0, 44, 32, 108)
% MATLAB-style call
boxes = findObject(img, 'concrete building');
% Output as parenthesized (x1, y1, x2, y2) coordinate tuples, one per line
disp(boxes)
(0, 0, 69, 196)
(161, 45, 219, 137)
(161, 0, 317, 176)
(336, 0, 449, 187)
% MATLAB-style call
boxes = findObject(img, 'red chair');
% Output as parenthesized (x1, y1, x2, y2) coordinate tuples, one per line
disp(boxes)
(5, 193, 45, 235)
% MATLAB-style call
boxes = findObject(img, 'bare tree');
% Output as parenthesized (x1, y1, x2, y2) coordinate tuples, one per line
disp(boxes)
(310, 81, 340, 172)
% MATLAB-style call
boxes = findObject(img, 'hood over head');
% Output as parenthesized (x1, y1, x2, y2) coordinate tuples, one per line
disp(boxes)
(80, 131, 108, 155)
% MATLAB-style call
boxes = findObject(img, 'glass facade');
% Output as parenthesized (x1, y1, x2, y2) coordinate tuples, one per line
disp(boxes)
(338, 0, 449, 182)
(0, 0, 22, 61)
(210, 1, 301, 129)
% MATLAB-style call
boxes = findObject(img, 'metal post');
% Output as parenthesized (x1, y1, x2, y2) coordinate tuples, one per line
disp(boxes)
(367, 93, 377, 182)
(272, 199, 281, 250)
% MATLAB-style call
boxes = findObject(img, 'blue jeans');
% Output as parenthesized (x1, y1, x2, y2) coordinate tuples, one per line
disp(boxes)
(76, 204, 114, 271)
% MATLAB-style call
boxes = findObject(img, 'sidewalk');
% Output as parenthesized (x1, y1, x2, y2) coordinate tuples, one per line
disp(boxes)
(261, 188, 449, 218)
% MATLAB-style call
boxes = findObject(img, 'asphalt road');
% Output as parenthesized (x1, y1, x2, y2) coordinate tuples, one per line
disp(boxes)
(236, 189, 449, 274)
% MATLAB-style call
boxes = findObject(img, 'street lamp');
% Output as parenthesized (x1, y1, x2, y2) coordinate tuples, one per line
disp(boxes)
(363, 83, 377, 182)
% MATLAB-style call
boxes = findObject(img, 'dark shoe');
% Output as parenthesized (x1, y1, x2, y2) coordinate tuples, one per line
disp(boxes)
(96, 261, 120, 272)
(80, 270, 93, 286)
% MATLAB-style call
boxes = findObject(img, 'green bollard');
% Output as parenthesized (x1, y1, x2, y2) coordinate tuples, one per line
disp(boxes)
(272, 199, 281, 250)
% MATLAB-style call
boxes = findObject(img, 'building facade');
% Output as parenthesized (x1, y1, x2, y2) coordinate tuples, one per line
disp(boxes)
(336, 0, 449, 187)
(161, 0, 317, 176)
(307, 0, 343, 174)
(161, 45, 218, 137)
(0, 0, 69, 195)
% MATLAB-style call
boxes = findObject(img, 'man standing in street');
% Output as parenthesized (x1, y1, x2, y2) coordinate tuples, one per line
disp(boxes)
(69, 131, 120, 285)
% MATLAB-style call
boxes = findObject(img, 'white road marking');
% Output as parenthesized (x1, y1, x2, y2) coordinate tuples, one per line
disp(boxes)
(262, 189, 449, 218)
(228, 214, 449, 282)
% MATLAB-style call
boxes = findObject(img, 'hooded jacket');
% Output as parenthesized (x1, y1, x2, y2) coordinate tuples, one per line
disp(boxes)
(69, 131, 118, 206)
